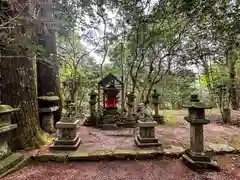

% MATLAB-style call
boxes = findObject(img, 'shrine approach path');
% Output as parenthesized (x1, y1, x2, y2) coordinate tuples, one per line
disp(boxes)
(3, 155, 240, 180)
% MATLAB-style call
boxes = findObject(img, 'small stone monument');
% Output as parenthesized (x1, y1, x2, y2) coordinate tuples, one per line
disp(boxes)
(84, 90, 97, 126)
(152, 89, 164, 124)
(50, 107, 81, 150)
(125, 93, 136, 128)
(182, 94, 219, 169)
(135, 103, 161, 147)
(38, 92, 60, 133)
(0, 103, 24, 175)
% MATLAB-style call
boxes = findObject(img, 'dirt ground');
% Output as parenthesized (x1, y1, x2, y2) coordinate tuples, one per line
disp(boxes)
(3, 155, 240, 180)
(25, 109, 240, 156)
(8, 109, 240, 180)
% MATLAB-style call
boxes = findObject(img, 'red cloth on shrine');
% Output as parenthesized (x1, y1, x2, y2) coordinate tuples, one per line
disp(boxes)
(105, 95, 117, 107)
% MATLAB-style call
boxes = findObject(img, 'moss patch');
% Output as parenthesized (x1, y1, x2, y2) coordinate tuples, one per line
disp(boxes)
(162, 110, 177, 125)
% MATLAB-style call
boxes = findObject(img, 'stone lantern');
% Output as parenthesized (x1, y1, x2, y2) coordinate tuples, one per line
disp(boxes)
(125, 93, 136, 128)
(84, 90, 97, 126)
(182, 94, 219, 169)
(38, 92, 60, 133)
(0, 103, 23, 174)
(50, 114, 81, 150)
(151, 89, 164, 124)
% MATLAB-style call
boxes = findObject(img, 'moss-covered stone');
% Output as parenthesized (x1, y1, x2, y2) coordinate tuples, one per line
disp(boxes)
(0, 104, 19, 114)
(38, 96, 59, 101)
(33, 153, 67, 162)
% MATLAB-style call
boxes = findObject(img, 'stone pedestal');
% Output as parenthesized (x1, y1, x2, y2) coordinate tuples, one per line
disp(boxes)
(50, 117, 81, 150)
(135, 120, 161, 147)
(101, 108, 118, 130)
(0, 104, 24, 175)
(117, 116, 127, 127)
(125, 93, 136, 128)
(182, 94, 219, 170)
(101, 115, 118, 130)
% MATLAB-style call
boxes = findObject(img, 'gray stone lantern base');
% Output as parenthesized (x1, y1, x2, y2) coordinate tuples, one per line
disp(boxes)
(0, 105, 25, 175)
(182, 117, 219, 170)
(50, 117, 81, 150)
(182, 150, 219, 170)
(84, 116, 97, 127)
(0, 125, 24, 175)
(101, 115, 118, 130)
(124, 117, 136, 128)
(135, 120, 161, 147)
(153, 115, 164, 124)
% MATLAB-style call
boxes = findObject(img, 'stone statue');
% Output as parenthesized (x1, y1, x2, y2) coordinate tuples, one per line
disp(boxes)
(136, 103, 152, 122)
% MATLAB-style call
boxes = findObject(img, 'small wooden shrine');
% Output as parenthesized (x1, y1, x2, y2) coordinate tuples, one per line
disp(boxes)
(97, 73, 124, 129)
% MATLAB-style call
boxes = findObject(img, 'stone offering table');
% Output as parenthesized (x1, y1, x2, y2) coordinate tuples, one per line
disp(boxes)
(0, 104, 24, 175)
(38, 93, 60, 133)
(135, 119, 161, 147)
(151, 89, 164, 124)
(50, 116, 81, 150)
(182, 94, 219, 170)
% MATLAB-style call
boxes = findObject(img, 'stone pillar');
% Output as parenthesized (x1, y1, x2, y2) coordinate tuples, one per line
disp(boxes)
(182, 94, 219, 170)
(84, 90, 97, 126)
(152, 89, 164, 124)
(50, 116, 81, 150)
(124, 93, 136, 128)
(0, 104, 24, 175)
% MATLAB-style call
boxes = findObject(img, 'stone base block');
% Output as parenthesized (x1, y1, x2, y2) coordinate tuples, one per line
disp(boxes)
(116, 116, 127, 126)
(50, 136, 81, 150)
(135, 135, 161, 147)
(0, 153, 23, 175)
(182, 150, 220, 170)
(153, 115, 164, 124)
(101, 124, 118, 130)
(83, 116, 96, 126)
(124, 118, 136, 128)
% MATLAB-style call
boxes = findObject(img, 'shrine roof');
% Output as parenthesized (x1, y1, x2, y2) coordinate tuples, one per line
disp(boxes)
(98, 73, 123, 87)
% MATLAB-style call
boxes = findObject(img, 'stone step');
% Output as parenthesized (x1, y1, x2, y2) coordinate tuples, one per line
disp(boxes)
(0, 153, 23, 175)
(1, 156, 30, 178)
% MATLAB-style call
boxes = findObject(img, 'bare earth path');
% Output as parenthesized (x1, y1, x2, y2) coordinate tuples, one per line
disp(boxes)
(28, 109, 240, 156)
(3, 155, 240, 180)
(6, 109, 240, 180)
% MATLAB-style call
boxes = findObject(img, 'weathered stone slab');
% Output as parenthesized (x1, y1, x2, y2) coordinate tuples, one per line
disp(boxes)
(0, 125, 17, 135)
(0, 153, 23, 174)
(206, 142, 236, 154)
(163, 145, 185, 157)
(33, 153, 68, 162)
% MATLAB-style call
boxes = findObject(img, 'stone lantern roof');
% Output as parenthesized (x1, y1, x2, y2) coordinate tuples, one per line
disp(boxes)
(182, 94, 212, 109)
(0, 104, 19, 114)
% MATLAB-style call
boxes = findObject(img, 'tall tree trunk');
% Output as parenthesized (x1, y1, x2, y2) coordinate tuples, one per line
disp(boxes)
(36, 3, 62, 122)
(228, 50, 239, 110)
(202, 63, 215, 102)
(0, 57, 42, 150)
